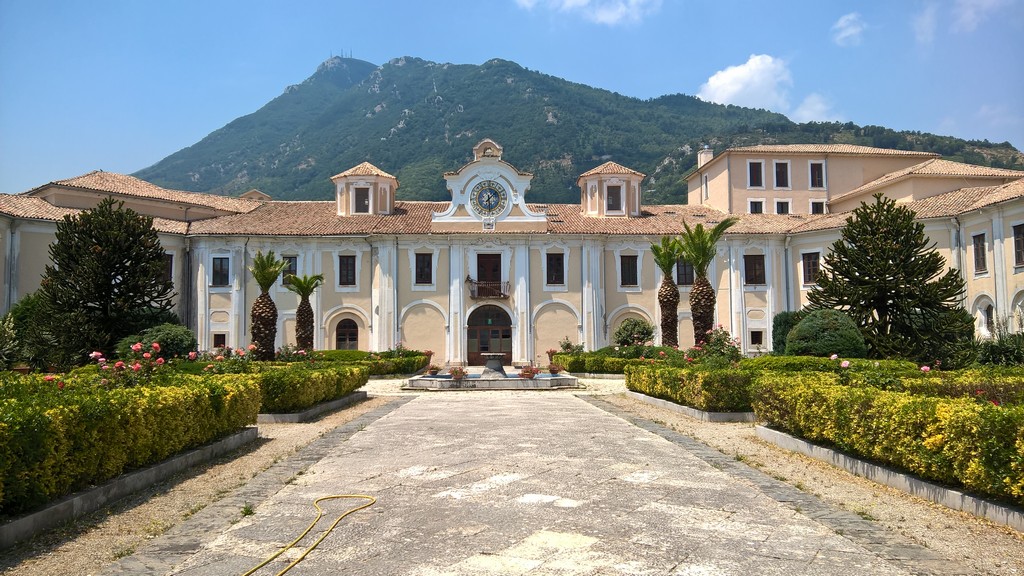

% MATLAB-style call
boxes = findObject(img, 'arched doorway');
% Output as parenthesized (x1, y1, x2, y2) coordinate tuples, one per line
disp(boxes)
(336, 319, 359, 350)
(467, 306, 512, 366)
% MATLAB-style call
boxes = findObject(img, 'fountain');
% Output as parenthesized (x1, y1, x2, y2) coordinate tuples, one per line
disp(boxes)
(404, 353, 580, 390)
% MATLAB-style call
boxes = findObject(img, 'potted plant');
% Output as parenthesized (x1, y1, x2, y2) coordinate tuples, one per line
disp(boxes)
(427, 364, 440, 375)
(547, 362, 564, 375)
(518, 366, 539, 379)
(448, 366, 467, 380)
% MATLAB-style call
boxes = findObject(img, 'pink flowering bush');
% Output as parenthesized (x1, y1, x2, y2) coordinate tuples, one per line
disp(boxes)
(88, 342, 171, 387)
(683, 326, 742, 368)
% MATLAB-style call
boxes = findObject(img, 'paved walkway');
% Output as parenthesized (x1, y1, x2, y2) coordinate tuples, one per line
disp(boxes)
(106, 392, 954, 575)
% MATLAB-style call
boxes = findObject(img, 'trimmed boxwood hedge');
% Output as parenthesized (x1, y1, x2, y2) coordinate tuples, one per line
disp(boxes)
(625, 364, 753, 412)
(553, 353, 651, 374)
(739, 355, 919, 374)
(752, 371, 1024, 505)
(0, 373, 261, 515)
(258, 364, 369, 413)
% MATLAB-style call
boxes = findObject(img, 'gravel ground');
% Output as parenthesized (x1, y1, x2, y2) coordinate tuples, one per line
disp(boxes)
(2, 376, 1021, 575)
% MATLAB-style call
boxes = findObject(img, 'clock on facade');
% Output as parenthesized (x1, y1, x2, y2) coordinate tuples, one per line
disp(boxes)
(469, 180, 508, 216)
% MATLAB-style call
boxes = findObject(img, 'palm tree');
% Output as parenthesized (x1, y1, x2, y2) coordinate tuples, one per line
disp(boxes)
(677, 217, 738, 344)
(650, 236, 682, 348)
(248, 250, 287, 361)
(285, 273, 324, 350)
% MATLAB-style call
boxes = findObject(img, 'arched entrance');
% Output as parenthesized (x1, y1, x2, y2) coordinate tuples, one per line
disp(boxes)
(336, 319, 359, 350)
(467, 306, 512, 366)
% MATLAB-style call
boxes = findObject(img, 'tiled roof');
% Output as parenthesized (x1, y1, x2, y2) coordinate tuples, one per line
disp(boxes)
(577, 161, 647, 179)
(832, 158, 1024, 201)
(788, 178, 1024, 233)
(26, 171, 263, 214)
(728, 144, 939, 157)
(0, 193, 189, 234)
(330, 162, 397, 181)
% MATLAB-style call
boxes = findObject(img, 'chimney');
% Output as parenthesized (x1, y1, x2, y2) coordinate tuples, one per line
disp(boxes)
(697, 145, 714, 168)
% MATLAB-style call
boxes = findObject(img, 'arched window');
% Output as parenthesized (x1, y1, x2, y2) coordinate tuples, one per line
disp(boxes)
(336, 319, 358, 350)
(985, 305, 995, 334)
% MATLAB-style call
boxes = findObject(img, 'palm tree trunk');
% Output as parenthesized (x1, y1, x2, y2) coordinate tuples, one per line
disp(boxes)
(658, 276, 680, 347)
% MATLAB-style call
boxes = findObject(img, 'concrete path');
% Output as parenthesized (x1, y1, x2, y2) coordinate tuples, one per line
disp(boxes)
(110, 393, 954, 575)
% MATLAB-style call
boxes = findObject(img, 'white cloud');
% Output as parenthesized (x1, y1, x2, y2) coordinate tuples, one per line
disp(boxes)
(514, 0, 662, 25)
(791, 93, 842, 123)
(952, 0, 1011, 32)
(697, 54, 792, 112)
(913, 3, 939, 45)
(831, 13, 866, 46)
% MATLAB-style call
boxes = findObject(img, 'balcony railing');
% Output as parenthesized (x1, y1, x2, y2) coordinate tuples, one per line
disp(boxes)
(467, 279, 510, 299)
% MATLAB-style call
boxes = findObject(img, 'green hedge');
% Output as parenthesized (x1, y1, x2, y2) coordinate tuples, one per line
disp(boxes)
(258, 364, 369, 413)
(625, 364, 753, 412)
(846, 371, 1024, 406)
(353, 355, 429, 375)
(318, 350, 371, 362)
(739, 356, 919, 373)
(0, 373, 261, 515)
(553, 353, 653, 374)
(752, 371, 1024, 505)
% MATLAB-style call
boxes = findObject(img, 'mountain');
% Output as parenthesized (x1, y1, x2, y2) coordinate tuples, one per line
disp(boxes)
(134, 56, 1024, 205)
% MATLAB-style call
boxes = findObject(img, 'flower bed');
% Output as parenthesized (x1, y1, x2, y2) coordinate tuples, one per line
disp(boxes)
(752, 371, 1024, 506)
(625, 364, 753, 412)
(0, 372, 261, 515)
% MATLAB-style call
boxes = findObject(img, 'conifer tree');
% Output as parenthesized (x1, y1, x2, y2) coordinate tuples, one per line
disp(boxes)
(807, 193, 975, 366)
(39, 198, 175, 365)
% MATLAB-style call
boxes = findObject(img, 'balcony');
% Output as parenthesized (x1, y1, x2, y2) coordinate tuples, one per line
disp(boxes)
(467, 278, 510, 299)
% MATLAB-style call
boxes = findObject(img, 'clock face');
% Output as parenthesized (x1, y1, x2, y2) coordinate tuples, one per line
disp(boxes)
(470, 180, 508, 216)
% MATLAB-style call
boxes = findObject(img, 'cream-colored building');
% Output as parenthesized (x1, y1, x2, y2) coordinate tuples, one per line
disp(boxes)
(2, 140, 1022, 365)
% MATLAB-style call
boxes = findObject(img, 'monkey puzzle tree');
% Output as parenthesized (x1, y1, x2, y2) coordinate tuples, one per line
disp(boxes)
(39, 198, 175, 366)
(808, 193, 975, 366)
(650, 236, 682, 347)
(285, 273, 324, 350)
(248, 250, 287, 361)
(677, 217, 738, 343)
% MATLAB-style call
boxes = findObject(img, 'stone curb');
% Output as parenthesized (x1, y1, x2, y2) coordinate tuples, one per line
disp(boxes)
(580, 395, 957, 575)
(100, 396, 414, 576)
(624, 390, 756, 422)
(0, 427, 258, 551)
(257, 391, 368, 423)
(755, 425, 1024, 533)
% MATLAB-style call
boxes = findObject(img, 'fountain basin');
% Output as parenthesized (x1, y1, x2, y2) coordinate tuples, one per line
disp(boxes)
(404, 373, 581, 390)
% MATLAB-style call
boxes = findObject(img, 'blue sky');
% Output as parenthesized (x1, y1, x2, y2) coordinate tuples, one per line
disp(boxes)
(1, 0, 1022, 193)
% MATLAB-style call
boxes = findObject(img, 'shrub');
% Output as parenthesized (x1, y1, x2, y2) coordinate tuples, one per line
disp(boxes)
(319, 350, 371, 362)
(558, 335, 584, 355)
(626, 364, 753, 412)
(978, 325, 1024, 366)
(258, 364, 368, 413)
(685, 326, 742, 367)
(739, 355, 918, 374)
(613, 318, 655, 347)
(116, 323, 196, 360)
(0, 314, 18, 370)
(0, 372, 260, 514)
(771, 311, 805, 354)
(752, 371, 1024, 506)
(786, 309, 867, 358)
(553, 353, 585, 373)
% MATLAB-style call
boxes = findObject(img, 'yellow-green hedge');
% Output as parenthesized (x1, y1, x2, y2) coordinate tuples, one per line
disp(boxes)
(0, 373, 261, 515)
(752, 371, 1024, 505)
(625, 364, 753, 412)
(258, 364, 369, 413)
(553, 353, 650, 374)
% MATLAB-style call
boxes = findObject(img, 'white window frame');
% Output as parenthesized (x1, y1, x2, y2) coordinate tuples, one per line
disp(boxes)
(613, 246, 644, 293)
(809, 199, 827, 215)
(334, 248, 366, 293)
(775, 199, 792, 215)
(276, 253, 302, 292)
(748, 198, 766, 214)
(406, 245, 440, 292)
(605, 182, 625, 216)
(702, 174, 709, 200)
(799, 249, 821, 289)
(742, 250, 768, 291)
(746, 160, 765, 189)
(351, 183, 373, 214)
(773, 160, 791, 190)
(540, 244, 569, 293)
(210, 253, 232, 292)
(808, 160, 827, 190)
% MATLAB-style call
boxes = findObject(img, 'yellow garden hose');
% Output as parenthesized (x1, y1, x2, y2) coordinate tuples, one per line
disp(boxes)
(240, 494, 377, 576)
